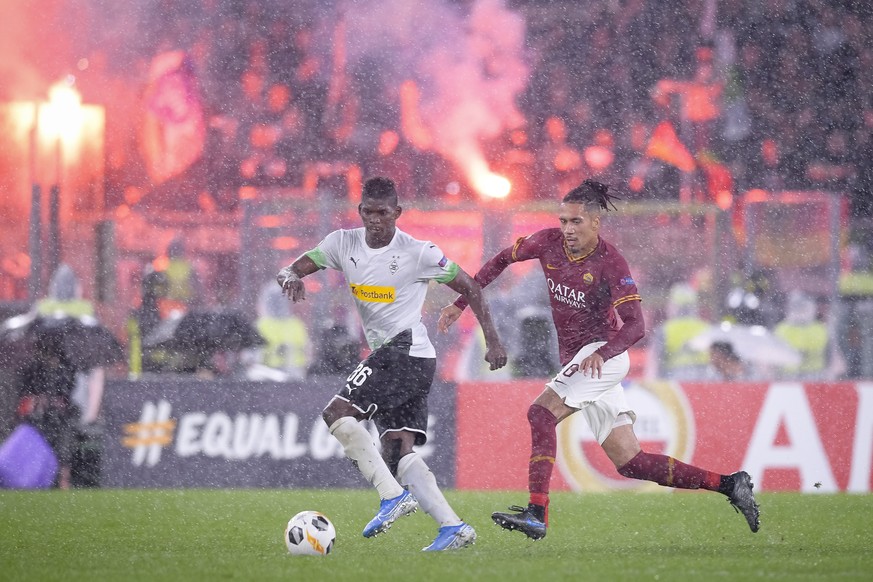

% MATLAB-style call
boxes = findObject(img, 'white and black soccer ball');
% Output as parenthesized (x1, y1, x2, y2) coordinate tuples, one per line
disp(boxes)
(284, 511, 336, 556)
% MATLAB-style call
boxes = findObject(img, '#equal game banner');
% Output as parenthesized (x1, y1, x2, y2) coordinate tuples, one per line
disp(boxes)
(455, 380, 873, 493)
(100, 376, 457, 488)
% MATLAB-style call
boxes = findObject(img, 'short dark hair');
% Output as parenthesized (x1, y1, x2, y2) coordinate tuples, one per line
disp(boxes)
(362, 176, 399, 205)
(562, 179, 620, 212)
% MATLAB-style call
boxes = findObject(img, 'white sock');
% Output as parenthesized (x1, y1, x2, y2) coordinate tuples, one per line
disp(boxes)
(397, 452, 461, 527)
(329, 417, 404, 500)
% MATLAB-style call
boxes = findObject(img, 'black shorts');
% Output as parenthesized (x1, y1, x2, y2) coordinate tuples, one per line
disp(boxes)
(334, 329, 436, 446)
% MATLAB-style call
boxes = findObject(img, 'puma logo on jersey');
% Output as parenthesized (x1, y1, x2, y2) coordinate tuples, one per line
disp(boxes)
(350, 284, 396, 303)
(350, 257, 359, 267)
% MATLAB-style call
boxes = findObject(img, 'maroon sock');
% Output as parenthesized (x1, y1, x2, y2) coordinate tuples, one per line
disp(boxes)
(617, 451, 723, 491)
(527, 404, 557, 522)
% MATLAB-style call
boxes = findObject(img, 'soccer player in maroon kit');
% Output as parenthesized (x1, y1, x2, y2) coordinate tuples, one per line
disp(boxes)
(439, 180, 760, 539)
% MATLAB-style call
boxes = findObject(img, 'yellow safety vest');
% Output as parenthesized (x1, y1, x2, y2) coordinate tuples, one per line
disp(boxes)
(774, 321, 828, 375)
(36, 298, 94, 318)
(127, 316, 142, 378)
(840, 271, 873, 297)
(663, 317, 711, 370)
(256, 317, 310, 371)
(165, 259, 194, 302)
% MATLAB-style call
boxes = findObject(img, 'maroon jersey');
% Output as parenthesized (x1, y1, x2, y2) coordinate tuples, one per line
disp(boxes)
(455, 228, 643, 365)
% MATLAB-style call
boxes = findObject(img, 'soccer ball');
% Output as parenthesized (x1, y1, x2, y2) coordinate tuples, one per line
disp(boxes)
(284, 511, 336, 556)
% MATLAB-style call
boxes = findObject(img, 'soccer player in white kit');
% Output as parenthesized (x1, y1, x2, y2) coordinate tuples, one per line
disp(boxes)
(277, 177, 507, 551)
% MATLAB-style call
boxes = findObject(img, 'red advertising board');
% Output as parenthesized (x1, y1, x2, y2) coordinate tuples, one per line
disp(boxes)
(456, 380, 873, 493)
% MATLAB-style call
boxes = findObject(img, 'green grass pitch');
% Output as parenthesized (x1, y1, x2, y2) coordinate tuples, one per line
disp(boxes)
(2, 489, 871, 581)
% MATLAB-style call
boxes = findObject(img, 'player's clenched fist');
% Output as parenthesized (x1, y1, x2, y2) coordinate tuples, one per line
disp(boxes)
(485, 343, 508, 371)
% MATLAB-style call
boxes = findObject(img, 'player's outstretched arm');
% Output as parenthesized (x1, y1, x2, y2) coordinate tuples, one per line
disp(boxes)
(276, 255, 320, 303)
(445, 269, 507, 371)
(442, 244, 521, 330)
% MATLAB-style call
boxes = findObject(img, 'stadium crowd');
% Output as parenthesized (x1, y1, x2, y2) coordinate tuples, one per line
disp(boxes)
(48, 0, 865, 381)
(4, 0, 872, 372)
(91, 0, 871, 224)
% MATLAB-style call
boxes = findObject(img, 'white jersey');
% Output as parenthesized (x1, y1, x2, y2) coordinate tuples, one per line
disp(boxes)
(305, 227, 459, 358)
